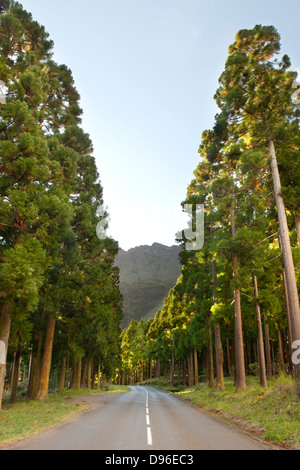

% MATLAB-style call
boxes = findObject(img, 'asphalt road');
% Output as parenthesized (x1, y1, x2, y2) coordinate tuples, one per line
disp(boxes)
(4, 386, 272, 450)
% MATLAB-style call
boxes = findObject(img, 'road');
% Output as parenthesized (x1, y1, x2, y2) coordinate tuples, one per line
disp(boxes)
(3, 386, 272, 451)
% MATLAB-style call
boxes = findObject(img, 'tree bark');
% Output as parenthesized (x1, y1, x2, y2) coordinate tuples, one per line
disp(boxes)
(36, 315, 56, 401)
(231, 208, 247, 392)
(269, 139, 300, 380)
(264, 316, 272, 380)
(295, 213, 300, 249)
(226, 337, 231, 376)
(253, 275, 267, 388)
(188, 349, 194, 388)
(194, 348, 199, 386)
(212, 260, 225, 391)
(277, 325, 285, 375)
(207, 314, 215, 388)
(10, 349, 21, 403)
(0, 303, 11, 410)
(27, 307, 46, 399)
(86, 356, 92, 389)
(59, 351, 67, 393)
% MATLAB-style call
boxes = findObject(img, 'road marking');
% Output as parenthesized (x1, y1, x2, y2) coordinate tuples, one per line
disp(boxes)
(147, 426, 153, 446)
(146, 391, 152, 446)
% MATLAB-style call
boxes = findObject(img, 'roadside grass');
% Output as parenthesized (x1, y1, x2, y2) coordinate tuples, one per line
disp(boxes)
(141, 374, 300, 449)
(0, 385, 129, 448)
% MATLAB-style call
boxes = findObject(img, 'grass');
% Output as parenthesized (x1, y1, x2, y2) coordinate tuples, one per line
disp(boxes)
(0, 385, 129, 448)
(142, 374, 300, 449)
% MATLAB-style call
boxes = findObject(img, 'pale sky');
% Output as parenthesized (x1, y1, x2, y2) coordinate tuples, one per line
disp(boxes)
(20, 0, 300, 250)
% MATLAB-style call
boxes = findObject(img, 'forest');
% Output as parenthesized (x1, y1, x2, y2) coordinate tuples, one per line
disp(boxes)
(0, 1, 122, 411)
(120, 25, 300, 394)
(0, 1, 300, 415)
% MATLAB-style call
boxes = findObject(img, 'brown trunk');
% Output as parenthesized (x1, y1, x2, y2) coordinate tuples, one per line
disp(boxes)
(264, 316, 272, 380)
(156, 357, 161, 379)
(277, 325, 285, 375)
(269, 140, 300, 381)
(183, 359, 187, 387)
(207, 314, 215, 388)
(212, 260, 225, 391)
(295, 213, 300, 249)
(231, 208, 247, 392)
(81, 357, 88, 388)
(77, 359, 82, 389)
(253, 275, 267, 388)
(10, 349, 22, 403)
(97, 361, 101, 390)
(188, 349, 194, 387)
(59, 352, 67, 394)
(86, 356, 92, 389)
(27, 307, 46, 399)
(36, 315, 56, 401)
(194, 348, 199, 386)
(0, 303, 11, 410)
(282, 270, 293, 359)
(226, 337, 231, 376)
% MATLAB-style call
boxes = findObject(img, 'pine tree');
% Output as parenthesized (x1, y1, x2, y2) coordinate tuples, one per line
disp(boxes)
(214, 25, 300, 381)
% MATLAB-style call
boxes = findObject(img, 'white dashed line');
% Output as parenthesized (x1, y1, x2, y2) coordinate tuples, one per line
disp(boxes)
(146, 391, 152, 446)
(147, 426, 153, 446)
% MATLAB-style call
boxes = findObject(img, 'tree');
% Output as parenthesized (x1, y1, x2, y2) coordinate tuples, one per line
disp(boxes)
(214, 25, 300, 380)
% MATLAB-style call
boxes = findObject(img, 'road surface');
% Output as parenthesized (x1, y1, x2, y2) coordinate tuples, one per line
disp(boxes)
(3, 386, 272, 450)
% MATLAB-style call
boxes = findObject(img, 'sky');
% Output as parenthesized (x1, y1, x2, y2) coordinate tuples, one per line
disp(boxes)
(20, 0, 300, 250)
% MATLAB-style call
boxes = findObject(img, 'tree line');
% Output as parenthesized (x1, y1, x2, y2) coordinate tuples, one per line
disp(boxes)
(0, 1, 122, 410)
(119, 25, 300, 393)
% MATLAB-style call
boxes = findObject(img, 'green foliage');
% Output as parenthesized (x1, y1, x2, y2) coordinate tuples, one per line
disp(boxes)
(0, 1, 122, 405)
(120, 25, 299, 391)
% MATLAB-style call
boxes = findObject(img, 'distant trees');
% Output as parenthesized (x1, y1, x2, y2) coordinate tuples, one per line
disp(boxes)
(0, 1, 122, 409)
(119, 25, 300, 393)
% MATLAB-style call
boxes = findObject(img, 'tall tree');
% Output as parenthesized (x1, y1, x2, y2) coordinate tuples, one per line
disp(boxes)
(214, 25, 300, 380)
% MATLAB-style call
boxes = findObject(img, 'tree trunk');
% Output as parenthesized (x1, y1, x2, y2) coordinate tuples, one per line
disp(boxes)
(231, 208, 247, 392)
(86, 356, 92, 389)
(188, 349, 194, 388)
(36, 315, 56, 401)
(81, 357, 88, 388)
(207, 314, 215, 388)
(194, 348, 199, 386)
(97, 361, 101, 390)
(59, 351, 67, 393)
(212, 260, 225, 391)
(264, 316, 272, 380)
(156, 357, 161, 379)
(27, 307, 46, 399)
(149, 359, 153, 380)
(295, 213, 300, 248)
(10, 349, 21, 403)
(0, 303, 11, 411)
(253, 275, 267, 388)
(277, 325, 285, 375)
(226, 337, 231, 376)
(269, 139, 300, 381)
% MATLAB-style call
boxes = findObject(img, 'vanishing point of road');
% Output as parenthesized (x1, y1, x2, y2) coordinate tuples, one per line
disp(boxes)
(3, 386, 273, 451)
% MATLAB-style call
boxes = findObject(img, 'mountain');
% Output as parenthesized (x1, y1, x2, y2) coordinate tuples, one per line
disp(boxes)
(115, 243, 182, 329)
